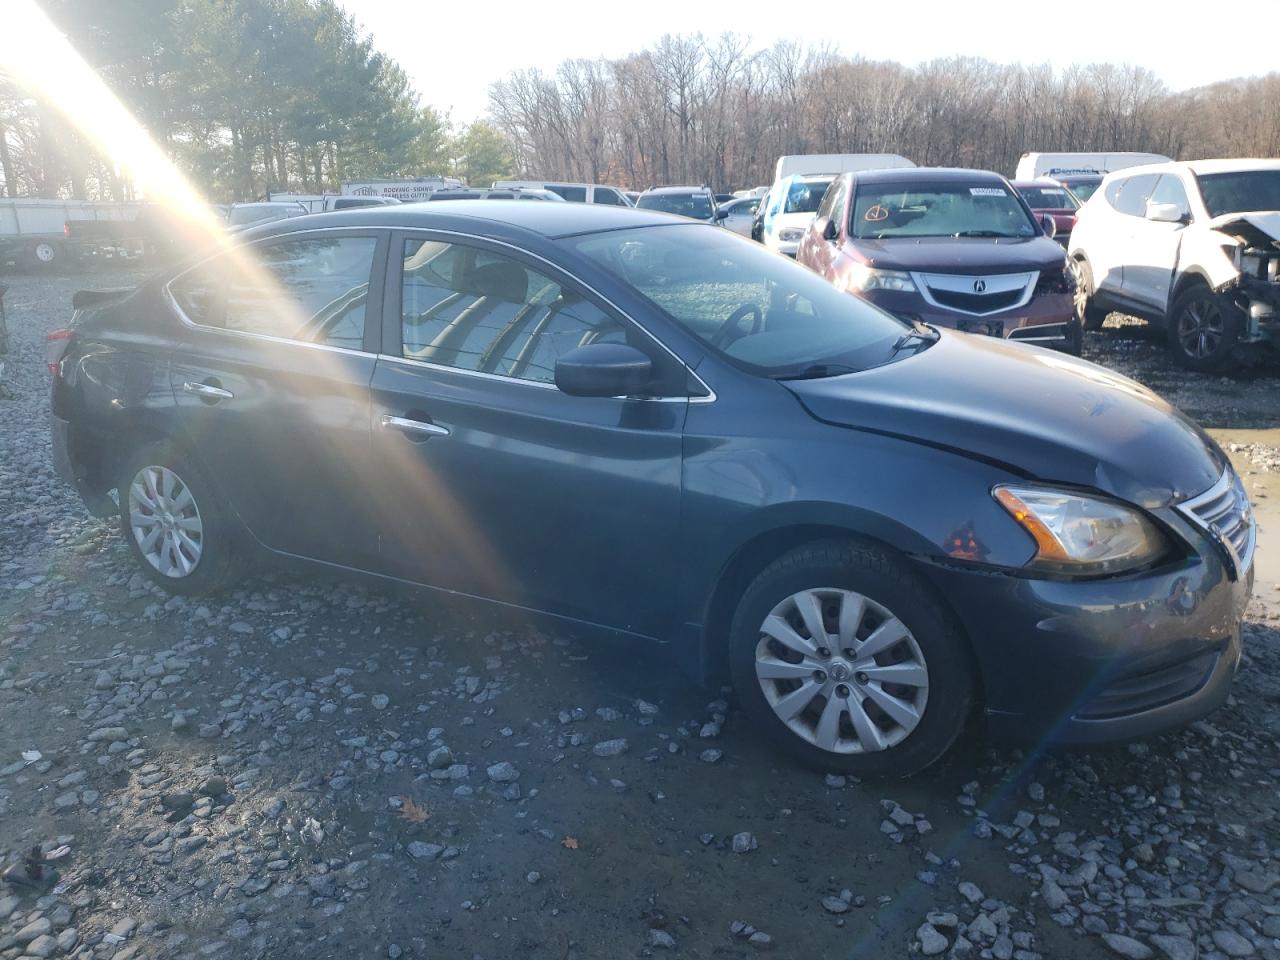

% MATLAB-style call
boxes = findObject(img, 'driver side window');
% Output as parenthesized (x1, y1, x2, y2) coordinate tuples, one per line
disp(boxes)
(400, 239, 629, 385)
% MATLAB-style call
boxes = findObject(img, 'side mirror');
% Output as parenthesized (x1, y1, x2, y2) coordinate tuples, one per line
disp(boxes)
(821, 217, 839, 242)
(1039, 213, 1057, 239)
(554, 343, 653, 398)
(1146, 202, 1186, 224)
(713, 208, 729, 221)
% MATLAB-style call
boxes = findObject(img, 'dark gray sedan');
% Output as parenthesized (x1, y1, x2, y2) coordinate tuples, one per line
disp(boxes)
(49, 201, 1253, 776)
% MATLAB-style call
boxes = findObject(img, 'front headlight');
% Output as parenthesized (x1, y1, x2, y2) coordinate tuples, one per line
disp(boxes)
(845, 262, 917, 293)
(778, 228, 805, 242)
(993, 485, 1167, 575)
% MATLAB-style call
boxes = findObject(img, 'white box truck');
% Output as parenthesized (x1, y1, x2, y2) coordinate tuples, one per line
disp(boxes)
(772, 154, 914, 182)
(1014, 152, 1171, 180)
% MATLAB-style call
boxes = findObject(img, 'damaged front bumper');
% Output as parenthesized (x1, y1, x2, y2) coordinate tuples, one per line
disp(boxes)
(1215, 213, 1280, 344)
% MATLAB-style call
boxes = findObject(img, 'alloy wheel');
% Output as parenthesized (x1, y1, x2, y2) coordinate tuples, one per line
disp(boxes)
(128, 465, 203, 578)
(754, 588, 929, 755)
(34, 242, 55, 263)
(1176, 296, 1224, 360)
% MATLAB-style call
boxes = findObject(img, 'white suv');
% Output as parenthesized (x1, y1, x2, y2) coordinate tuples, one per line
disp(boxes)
(1068, 159, 1280, 371)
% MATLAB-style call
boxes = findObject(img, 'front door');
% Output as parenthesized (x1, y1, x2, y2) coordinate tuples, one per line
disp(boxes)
(165, 230, 387, 566)
(368, 233, 688, 638)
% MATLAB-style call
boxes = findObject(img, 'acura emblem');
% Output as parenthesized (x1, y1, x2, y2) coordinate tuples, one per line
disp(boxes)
(973, 279, 987, 293)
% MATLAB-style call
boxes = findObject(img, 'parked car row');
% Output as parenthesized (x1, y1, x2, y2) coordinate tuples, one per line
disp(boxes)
(49, 197, 1255, 777)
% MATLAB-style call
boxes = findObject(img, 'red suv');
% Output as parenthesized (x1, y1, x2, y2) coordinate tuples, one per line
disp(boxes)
(797, 168, 1079, 353)
(1011, 180, 1080, 247)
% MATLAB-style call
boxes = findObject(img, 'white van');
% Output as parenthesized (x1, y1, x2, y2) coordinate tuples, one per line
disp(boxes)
(1014, 152, 1171, 181)
(772, 154, 914, 182)
(491, 181, 631, 206)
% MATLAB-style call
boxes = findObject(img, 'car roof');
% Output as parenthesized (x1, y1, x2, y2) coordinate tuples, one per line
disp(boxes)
(245, 199, 675, 240)
(1104, 158, 1280, 180)
(642, 186, 709, 195)
(845, 167, 1008, 186)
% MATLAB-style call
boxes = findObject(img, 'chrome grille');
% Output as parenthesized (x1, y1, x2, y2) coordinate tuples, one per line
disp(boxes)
(1177, 468, 1255, 575)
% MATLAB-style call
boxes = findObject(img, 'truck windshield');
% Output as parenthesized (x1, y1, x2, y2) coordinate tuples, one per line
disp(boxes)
(1195, 170, 1280, 217)
(851, 182, 1038, 239)
(567, 224, 914, 378)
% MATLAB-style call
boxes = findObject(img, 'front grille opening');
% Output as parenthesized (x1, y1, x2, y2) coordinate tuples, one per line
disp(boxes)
(929, 288, 1023, 313)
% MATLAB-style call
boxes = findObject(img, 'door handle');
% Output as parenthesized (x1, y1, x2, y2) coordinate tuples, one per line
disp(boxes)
(183, 380, 233, 401)
(381, 414, 450, 438)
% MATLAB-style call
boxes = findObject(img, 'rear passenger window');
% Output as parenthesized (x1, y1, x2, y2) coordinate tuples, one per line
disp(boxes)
(593, 188, 627, 206)
(399, 239, 627, 384)
(169, 236, 378, 349)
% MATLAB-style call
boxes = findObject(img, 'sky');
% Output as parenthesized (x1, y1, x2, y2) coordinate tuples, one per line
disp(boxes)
(342, 0, 1280, 124)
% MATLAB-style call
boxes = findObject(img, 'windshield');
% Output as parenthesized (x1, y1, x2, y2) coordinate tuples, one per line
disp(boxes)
(851, 181, 1038, 239)
(785, 179, 833, 214)
(636, 192, 713, 220)
(567, 224, 912, 377)
(1061, 178, 1100, 201)
(1195, 170, 1280, 217)
(1016, 185, 1079, 210)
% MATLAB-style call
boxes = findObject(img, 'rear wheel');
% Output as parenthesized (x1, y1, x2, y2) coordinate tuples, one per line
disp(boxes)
(728, 540, 974, 777)
(118, 443, 242, 594)
(1071, 257, 1108, 331)
(28, 241, 58, 269)
(1168, 283, 1242, 373)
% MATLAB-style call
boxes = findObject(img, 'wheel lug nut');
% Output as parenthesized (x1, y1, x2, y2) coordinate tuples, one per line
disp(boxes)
(817, 648, 830, 658)
(855, 672, 869, 685)
(843, 648, 856, 659)
(836, 684, 850, 698)
(814, 671, 827, 683)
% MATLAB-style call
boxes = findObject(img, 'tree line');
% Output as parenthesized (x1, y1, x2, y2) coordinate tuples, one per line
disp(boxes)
(489, 36, 1280, 190)
(0, 0, 513, 201)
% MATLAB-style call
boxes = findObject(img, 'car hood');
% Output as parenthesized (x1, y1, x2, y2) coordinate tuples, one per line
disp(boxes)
(845, 235, 1066, 273)
(772, 211, 817, 232)
(1207, 211, 1280, 245)
(784, 331, 1223, 508)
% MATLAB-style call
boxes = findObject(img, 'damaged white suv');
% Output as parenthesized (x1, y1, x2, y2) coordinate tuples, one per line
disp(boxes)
(1069, 159, 1280, 371)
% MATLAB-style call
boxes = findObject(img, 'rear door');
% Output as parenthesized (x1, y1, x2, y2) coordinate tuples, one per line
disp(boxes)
(367, 232, 689, 637)
(165, 230, 387, 567)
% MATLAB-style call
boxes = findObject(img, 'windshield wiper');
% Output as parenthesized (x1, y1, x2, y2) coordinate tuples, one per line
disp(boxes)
(952, 230, 1019, 238)
(777, 363, 860, 381)
(888, 323, 940, 357)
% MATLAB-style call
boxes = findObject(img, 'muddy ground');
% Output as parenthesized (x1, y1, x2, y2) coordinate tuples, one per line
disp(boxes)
(1, 269, 1278, 960)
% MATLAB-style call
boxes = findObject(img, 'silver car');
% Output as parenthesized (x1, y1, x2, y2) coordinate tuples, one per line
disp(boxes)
(718, 196, 761, 236)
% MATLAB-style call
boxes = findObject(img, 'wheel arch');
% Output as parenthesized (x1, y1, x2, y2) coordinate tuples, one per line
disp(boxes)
(697, 517, 979, 701)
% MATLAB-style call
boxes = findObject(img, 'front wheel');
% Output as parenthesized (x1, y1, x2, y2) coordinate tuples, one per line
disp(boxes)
(1168, 284, 1242, 373)
(118, 444, 243, 595)
(728, 541, 974, 777)
(1070, 258, 1108, 331)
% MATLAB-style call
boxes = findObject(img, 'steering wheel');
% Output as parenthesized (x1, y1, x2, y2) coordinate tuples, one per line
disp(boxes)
(712, 303, 764, 349)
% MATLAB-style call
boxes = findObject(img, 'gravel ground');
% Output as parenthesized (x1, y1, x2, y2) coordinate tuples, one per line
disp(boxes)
(2, 270, 1278, 960)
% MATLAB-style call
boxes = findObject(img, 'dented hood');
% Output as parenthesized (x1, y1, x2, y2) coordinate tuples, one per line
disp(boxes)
(1208, 210, 1280, 246)
(784, 332, 1225, 508)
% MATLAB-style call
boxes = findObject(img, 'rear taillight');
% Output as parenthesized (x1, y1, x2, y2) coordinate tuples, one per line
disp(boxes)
(63, 221, 70, 238)
(46, 329, 72, 376)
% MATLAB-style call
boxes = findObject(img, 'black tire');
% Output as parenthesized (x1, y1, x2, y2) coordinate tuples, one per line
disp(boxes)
(26, 240, 58, 271)
(728, 540, 975, 778)
(1071, 257, 1108, 331)
(1167, 283, 1243, 373)
(117, 442, 243, 595)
